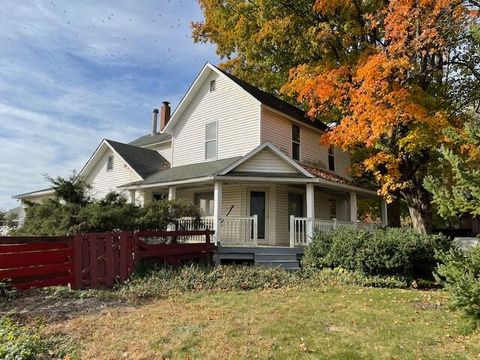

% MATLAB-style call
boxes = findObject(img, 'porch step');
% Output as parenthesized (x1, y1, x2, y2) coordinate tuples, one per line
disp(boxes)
(216, 245, 303, 271)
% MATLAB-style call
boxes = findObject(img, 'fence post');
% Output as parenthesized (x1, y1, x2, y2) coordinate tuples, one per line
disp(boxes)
(252, 215, 258, 246)
(333, 218, 337, 230)
(73, 235, 82, 290)
(289, 215, 295, 248)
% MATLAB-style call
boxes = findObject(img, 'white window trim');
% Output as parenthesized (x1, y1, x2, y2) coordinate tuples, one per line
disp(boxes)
(292, 124, 301, 161)
(106, 155, 114, 172)
(205, 121, 218, 160)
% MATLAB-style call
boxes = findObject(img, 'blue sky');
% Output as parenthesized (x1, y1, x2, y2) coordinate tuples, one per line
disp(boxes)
(0, 0, 219, 209)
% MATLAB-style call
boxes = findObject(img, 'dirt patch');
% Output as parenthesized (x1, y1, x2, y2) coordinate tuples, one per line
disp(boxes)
(0, 289, 131, 324)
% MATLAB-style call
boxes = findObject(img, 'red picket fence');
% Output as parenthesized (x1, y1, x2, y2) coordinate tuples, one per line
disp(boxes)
(0, 236, 75, 290)
(0, 229, 215, 291)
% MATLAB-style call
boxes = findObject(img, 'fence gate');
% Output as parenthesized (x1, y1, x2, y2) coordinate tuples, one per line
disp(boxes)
(73, 232, 134, 289)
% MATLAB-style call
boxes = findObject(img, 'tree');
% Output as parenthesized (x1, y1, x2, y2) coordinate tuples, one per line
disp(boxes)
(425, 120, 480, 218)
(194, 0, 480, 233)
(44, 172, 91, 205)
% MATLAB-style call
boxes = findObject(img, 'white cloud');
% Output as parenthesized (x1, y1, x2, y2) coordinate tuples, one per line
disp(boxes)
(0, 0, 218, 209)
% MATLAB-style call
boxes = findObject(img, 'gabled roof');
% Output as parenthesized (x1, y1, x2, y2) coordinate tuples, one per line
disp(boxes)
(77, 139, 169, 182)
(129, 132, 171, 147)
(105, 140, 170, 179)
(214, 66, 329, 132)
(162, 63, 328, 133)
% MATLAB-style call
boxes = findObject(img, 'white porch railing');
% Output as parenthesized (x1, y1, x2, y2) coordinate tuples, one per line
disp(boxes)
(219, 215, 258, 246)
(289, 216, 377, 247)
(177, 215, 258, 246)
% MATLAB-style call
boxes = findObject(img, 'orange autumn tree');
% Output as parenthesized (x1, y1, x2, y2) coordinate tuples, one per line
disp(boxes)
(194, 0, 480, 233)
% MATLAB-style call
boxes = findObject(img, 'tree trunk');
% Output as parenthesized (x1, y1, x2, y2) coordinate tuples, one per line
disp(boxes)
(403, 188, 434, 234)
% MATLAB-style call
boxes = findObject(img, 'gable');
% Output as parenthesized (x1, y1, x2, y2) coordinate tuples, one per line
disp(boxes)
(221, 143, 314, 178)
(168, 65, 261, 167)
(233, 148, 298, 174)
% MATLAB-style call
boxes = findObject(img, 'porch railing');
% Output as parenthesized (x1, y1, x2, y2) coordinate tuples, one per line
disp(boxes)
(220, 215, 258, 246)
(177, 215, 258, 246)
(289, 216, 376, 247)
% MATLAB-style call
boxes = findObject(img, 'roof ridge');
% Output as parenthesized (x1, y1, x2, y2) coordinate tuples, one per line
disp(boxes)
(211, 65, 328, 132)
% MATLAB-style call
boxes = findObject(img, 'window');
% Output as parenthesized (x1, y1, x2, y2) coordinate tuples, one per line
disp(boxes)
(195, 192, 214, 216)
(205, 121, 217, 160)
(292, 124, 300, 161)
(153, 193, 167, 201)
(288, 193, 304, 217)
(328, 146, 335, 171)
(106, 155, 114, 171)
(329, 199, 337, 220)
(209, 79, 216, 92)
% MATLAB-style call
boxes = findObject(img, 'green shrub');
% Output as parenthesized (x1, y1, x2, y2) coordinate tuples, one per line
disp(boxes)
(0, 317, 76, 360)
(303, 227, 451, 279)
(436, 245, 480, 328)
(116, 264, 295, 299)
(0, 317, 44, 360)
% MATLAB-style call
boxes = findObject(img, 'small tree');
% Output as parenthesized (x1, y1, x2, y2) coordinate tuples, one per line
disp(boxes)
(44, 172, 91, 205)
(425, 121, 480, 219)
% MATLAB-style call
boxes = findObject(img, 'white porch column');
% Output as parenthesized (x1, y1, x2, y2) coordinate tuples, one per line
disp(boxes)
(167, 187, 177, 231)
(306, 183, 315, 242)
(128, 190, 136, 205)
(213, 181, 223, 245)
(168, 186, 176, 201)
(349, 192, 358, 224)
(381, 199, 388, 227)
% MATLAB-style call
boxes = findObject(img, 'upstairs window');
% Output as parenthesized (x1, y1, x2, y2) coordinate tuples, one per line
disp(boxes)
(292, 124, 300, 161)
(106, 155, 114, 171)
(195, 192, 214, 216)
(328, 146, 335, 172)
(205, 121, 217, 160)
(209, 79, 216, 92)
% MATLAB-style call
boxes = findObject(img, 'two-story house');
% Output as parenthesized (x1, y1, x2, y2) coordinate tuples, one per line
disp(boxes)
(14, 63, 387, 253)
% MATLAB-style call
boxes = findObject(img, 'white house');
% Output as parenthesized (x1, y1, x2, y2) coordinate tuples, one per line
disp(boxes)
(14, 63, 387, 261)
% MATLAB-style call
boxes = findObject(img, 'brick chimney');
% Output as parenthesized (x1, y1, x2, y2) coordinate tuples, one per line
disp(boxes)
(151, 108, 159, 135)
(160, 101, 171, 131)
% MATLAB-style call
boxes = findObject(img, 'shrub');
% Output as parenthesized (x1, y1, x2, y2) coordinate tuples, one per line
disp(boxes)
(436, 245, 480, 328)
(303, 227, 451, 279)
(0, 317, 44, 360)
(116, 264, 295, 299)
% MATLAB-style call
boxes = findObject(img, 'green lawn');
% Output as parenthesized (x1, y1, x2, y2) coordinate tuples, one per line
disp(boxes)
(54, 286, 479, 359)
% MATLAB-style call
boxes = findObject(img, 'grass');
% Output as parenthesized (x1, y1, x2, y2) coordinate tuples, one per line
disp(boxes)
(55, 285, 479, 359)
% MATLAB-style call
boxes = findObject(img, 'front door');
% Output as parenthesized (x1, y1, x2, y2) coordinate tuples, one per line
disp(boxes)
(250, 191, 266, 239)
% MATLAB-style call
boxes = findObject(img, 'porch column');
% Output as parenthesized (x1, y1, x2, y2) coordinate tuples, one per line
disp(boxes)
(381, 199, 388, 227)
(213, 181, 223, 245)
(168, 186, 176, 201)
(349, 192, 358, 223)
(128, 190, 136, 205)
(306, 183, 315, 242)
(167, 187, 176, 231)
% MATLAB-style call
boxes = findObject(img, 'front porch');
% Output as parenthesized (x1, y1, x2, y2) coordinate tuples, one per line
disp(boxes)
(132, 179, 387, 248)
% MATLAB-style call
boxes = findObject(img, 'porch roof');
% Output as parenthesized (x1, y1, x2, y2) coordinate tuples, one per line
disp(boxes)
(124, 157, 242, 187)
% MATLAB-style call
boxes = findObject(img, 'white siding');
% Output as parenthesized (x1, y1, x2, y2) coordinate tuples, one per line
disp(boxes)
(234, 149, 297, 174)
(147, 142, 172, 164)
(84, 148, 141, 200)
(172, 72, 261, 167)
(261, 107, 351, 179)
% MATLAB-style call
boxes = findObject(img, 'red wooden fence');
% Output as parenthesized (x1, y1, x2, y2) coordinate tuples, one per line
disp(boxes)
(0, 230, 215, 291)
(0, 236, 75, 290)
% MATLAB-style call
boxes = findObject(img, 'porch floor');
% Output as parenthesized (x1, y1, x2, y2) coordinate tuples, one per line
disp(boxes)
(216, 245, 304, 270)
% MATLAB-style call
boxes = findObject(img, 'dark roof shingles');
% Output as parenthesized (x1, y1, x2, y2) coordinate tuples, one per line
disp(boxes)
(106, 140, 170, 179)
(129, 133, 171, 147)
(215, 66, 328, 132)
(134, 157, 242, 185)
